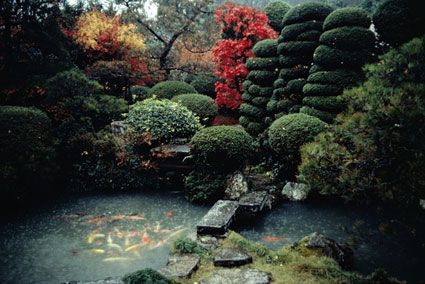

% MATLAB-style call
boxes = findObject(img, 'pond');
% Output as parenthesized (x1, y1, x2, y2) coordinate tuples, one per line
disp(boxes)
(233, 201, 425, 283)
(0, 192, 209, 284)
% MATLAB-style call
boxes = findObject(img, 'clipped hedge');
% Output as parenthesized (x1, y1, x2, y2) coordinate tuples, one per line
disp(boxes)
(184, 170, 227, 204)
(279, 67, 309, 81)
(190, 126, 254, 170)
(313, 45, 375, 69)
(246, 57, 280, 71)
(148, 80, 197, 100)
(282, 2, 333, 26)
(246, 70, 278, 86)
(131, 85, 151, 102)
(319, 26, 376, 51)
(126, 98, 202, 143)
(239, 103, 266, 118)
(242, 80, 254, 92)
(264, 0, 292, 32)
(277, 41, 319, 55)
(248, 85, 273, 97)
(307, 70, 363, 87)
(279, 55, 311, 67)
(299, 106, 335, 123)
(190, 73, 219, 99)
(302, 83, 342, 97)
(323, 7, 371, 31)
(302, 96, 346, 112)
(171, 93, 218, 125)
(251, 39, 278, 58)
(268, 113, 328, 156)
(279, 21, 323, 42)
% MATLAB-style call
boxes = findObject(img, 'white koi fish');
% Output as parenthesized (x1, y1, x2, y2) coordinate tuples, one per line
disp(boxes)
(87, 233, 105, 244)
(107, 243, 123, 251)
(90, 249, 105, 254)
(124, 243, 146, 252)
(102, 257, 129, 262)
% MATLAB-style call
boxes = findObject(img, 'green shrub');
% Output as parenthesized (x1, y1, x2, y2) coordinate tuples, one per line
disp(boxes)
(0, 106, 57, 201)
(302, 96, 345, 112)
(279, 55, 311, 67)
(126, 98, 202, 143)
(148, 80, 197, 100)
(173, 237, 209, 256)
(190, 126, 254, 170)
(251, 96, 269, 106)
(299, 106, 335, 123)
(282, 2, 333, 26)
(307, 70, 363, 87)
(242, 80, 254, 92)
(172, 93, 218, 125)
(239, 103, 266, 117)
(184, 170, 227, 204)
(248, 85, 273, 97)
(320, 26, 375, 51)
(313, 45, 375, 69)
(251, 39, 278, 57)
(274, 78, 286, 89)
(239, 115, 250, 127)
(302, 83, 342, 97)
(190, 73, 219, 99)
(276, 99, 296, 112)
(268, 113, 328, 156)
(246, 70, 277, 86)
(373, 0, 425, 46)
(131, 85, 151, 102)
(122, 268, 175, 284)
(264, 0, 292, 32)
(242, 92, 253, 102)
(246, 57, 280, 71)
(323, 7, 371, 31)
(280, 21, 323, 42)
(296, 30, 322, 41)
(279, 67, 309, 81)
(277, 41, 319, 55)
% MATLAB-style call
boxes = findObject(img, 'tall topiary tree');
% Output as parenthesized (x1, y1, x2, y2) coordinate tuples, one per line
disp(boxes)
(268, 2, 333, 121)
(239, 39, 279, 135)
(301, 7, 376, 123)
(264, 0, 292, 33)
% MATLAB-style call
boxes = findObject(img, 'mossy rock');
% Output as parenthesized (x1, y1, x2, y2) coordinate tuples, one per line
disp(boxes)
(307, 70, 364, 87)
(248, 85, 274, 97)
(279, 21, 324, 42)
(251, 39, 278, 57)
(302, 83, 342, 97)
(148, 80, 197, 100)
(313, 45, 375, 69)
(302, 96, 346, 112)
(279, 67, 309, 81)
(264, 0, 292, 32)
(251, 96, 270, 106)
(299, 106, 335, 123)
(279, 55, 312, 68)
(277, 41, 319, 56)
(282, 2, 333, 26)
(296, 30, 322, 41)
(239, 103, 266, 117)
(246, 70, 278, 86)
(319, 26, 376, 51)
(246, 57, 280, 71)
(323, 7, 371, 31)
(242, 92, 253, 103)
(242, 80, 254, 92)
(373, 0, 425, 46)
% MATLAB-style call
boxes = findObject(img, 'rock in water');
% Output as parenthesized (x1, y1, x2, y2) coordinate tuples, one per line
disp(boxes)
(197, 200, 239, 236)
(281, 182, 310, 201)
(225, 171, 249, 200)
(159, 254, 200, 278)
(199, 268, 271, 284)
(214, 247, 252, 267)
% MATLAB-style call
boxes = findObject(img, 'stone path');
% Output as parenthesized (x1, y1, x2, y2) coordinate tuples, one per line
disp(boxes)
(197, 200, 239, 236)
(159, 254, 200, 278)
(199, 268, 271, 284)
(214, 247, 252, 267)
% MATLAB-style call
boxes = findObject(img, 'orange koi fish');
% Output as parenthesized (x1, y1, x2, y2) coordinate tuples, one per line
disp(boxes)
(160, 229, 170, 234)
(92, 228, 103, 233)
(150, 240, 156, 245)
(165, 211, 174, 218)
(262, 237, 288, 241)
(127, 215, 145, 220)
(154, 223, 161, 232)
(142, 231, 149, 243)
(88, 217, 104, 223)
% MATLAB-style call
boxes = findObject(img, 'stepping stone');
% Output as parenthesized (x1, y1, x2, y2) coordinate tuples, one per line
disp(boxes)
(159, 254, 200, 278)
(197, 200, 239, 236)
(238, 191, 268, 214)
(197, 235, 221, 250)
(63, 276, 123, 284)
(214, 247, 252, 267)
(199, 268, 271, 284)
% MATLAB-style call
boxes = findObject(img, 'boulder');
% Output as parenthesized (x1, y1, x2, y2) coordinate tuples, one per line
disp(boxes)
(281, 182, 310, 201)
(199, 268, 271, 284)
(214, 247, 252, 267)
(197, 200, 239, 236)
(225, 171, 249, 200)
(307, 232, 354, 270)
(110, 121, 127, 136)
(159, 254, 200, 278)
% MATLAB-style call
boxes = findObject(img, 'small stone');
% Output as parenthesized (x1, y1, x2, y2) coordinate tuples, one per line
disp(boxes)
(159, 254, 200, 278)
(199, 268, 271, 284)
(225, 171, 249, 200)
(281, 182, 310, 201)
(238, 191, 268, 214)
(214, 247, 252, 267)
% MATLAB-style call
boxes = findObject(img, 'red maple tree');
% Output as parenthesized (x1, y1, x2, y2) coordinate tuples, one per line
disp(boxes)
(213, 2, 277, 109)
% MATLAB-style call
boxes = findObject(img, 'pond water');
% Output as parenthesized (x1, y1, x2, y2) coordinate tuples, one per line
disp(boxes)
(233, 201, 425, 283)
(0, 192, 209, 284)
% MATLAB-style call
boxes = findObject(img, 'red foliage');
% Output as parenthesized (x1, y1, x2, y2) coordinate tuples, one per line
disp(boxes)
(212, 115, 240, 126)
(213, 2, 277, 109)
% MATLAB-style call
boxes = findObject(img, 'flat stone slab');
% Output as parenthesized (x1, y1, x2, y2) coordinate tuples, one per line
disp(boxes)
(214, 247, 252, 267)
(159, 254, 200, 278)
(197, 200, 239, 236)
(62, 277, 123, 284)
(238, 191, 268, 214)
(199, 268, 271, 284)
(197, 235, 221, 250)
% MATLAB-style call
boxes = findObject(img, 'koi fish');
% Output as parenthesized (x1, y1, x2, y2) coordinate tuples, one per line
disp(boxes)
(103, 257, 129, 262)
(154, 223, 161, 232)
(107, 243, 123, 251)
(125, 243, 145, 252)
(165, 211, 174, 218)
(90, 249, 105, 254)
(87, 233, 105, 244)
(107, 234, 113, 245)
(88, 217, 104, 223)
(125, 235, 130, 246)
(127, 215, 145, 220)
(262, 237, 288, 241)
(109, 214, 126, 222)
(166, 228, 188, 240)
(142, 231, 149, 243)
(107, 250, 120, 256)
(92, 228, 103, 233)
(160, 229, 170, 234)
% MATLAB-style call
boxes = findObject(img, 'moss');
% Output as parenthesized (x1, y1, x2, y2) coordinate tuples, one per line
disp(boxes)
(148, 80, 197, 100)
(251, 39, 278, 57)
(279, 21, 324, 42)
(302, 83, 342, 97)
(319, 26, 375, 51)
(264, 0, 292, 32)
(323, 7, 371, 31)
(302, 96, 346, 113)
(246, 70, 278, 86)
(300, 106, 335, 123)
(282, 2, 333, 26)
(246, 57, 280, 71)
(278, 41, 319, 56)
(313, 45, 375, 69)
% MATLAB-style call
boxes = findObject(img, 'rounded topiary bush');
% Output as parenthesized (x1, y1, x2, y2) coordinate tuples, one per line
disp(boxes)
(131, 85, 151, 102)
(323, 7, 371, 31)
(122, 268, 175, 284)
(190, 126, 254, 170)
(0, 106, 57, 201)
(190, 73, 220, 99)
(171, 93, 218, 125)
(282, 2, 333, 26)
(264, 0, 292, 32)
(319, 26, 376, 51)
(148, 81, 197, 100)
(126, 98, 202, 143)
(251, 39, 279, 58)
(373, 0, 425, 46)
(268, 113, 328, 156)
